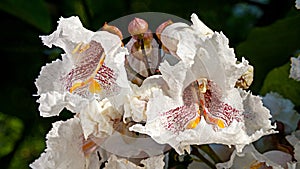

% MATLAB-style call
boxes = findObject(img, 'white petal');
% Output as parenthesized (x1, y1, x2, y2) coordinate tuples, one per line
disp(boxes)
(130, 89, 275, 154)
(216, 144, 291, 169)
(104, 154, 165, 169)
(190, 13, 213, 37)
(37, 91, 88, 117)
(30, 118, 103, 169)
(238, 90, 277, 149)
(263, 92, 300, 133)
(30, 118, 86, 169)
(99, 131, 169, 158)
(123, 75, 169, 122)
(286, 130, 300, 162)
(264, 150, 293, 168)
(78, 99, 122, 139)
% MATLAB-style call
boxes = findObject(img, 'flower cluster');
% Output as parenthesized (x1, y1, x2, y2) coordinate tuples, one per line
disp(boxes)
(31, 13, 277, 168)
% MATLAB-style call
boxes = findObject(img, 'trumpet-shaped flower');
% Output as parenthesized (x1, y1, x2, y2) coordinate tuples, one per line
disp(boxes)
(35, 16, 129, 117)
(129, 13, 276, 154)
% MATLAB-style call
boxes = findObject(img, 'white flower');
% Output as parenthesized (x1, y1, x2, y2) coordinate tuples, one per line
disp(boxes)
(216, 144, 292, 169)
(286, 130, 300, 168)
(263, 92, 300, 134)
(129, 13, 276, 154)
(30, 118, 102, 169)
(35, 16, 129, 117)
(290, 56, 300, 81)
(296, 0, 300, 9)
(104, 154, 165, 169)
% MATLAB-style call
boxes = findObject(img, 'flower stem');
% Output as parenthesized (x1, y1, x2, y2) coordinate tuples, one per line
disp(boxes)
(153, 33, 162, 71)
(140, 38, 152, 76)
(191, 145, 216, 169)
(198, 145, 222, 163)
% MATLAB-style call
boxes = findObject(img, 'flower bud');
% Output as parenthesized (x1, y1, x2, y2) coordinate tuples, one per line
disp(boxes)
(101, 22, 123, 40)
(128, 17, 148, 36)
(156, 20, 173, 40)
(143, 29, 153, 44)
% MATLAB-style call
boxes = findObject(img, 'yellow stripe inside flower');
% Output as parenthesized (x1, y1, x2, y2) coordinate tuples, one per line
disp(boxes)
(202, 108, 225, 129)
(68, 41, 107, 94)
(186, 115, 201, 129)
(72, 42, 90, 54)
(249, 161, 270, 169)
(82, 138, 99, 157)
(69, 78, 102, 94)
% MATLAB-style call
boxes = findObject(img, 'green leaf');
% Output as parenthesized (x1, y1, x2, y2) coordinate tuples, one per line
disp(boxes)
(236, 12, 300, 93)
(8, 125, 46, 169)
(260, 62, 300, 107)
(0, 112, 24, 158)
(0, 0, 51, 32)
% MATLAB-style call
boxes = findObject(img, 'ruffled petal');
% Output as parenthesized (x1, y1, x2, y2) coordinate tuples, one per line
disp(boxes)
(30, 118, 101, 169)
(123, 75, 168, 122)
(78, 99, 122, 139)
(216, 144, 292, 169)
(35, 16, 129, 117)
(263, 92, 300, 134)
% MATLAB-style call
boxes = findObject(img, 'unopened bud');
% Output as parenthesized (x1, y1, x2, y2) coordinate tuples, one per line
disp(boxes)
(156, 20, 173, 40)
(101, 22, 123, 40)
(128, 17, 148, 36)
(142, 29, 153, 43)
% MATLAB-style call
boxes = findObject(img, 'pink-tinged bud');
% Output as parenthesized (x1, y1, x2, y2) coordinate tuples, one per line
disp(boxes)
(128, 17, 148, 36)
(131, 29, 153, 41)
(156, 20, 173, 39)
(143, 29, 153, 43)
(101, 22, 123, 40)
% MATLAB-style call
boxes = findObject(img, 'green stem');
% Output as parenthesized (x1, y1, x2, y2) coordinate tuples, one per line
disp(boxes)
(191, 145, 216, 169)
(140, 38, 152, 76)
(198, 145, 222, 163)
(153, 33, 162, 71)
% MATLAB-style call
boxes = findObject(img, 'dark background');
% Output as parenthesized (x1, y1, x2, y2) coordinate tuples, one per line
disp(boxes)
(0, 0, 299, 168)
